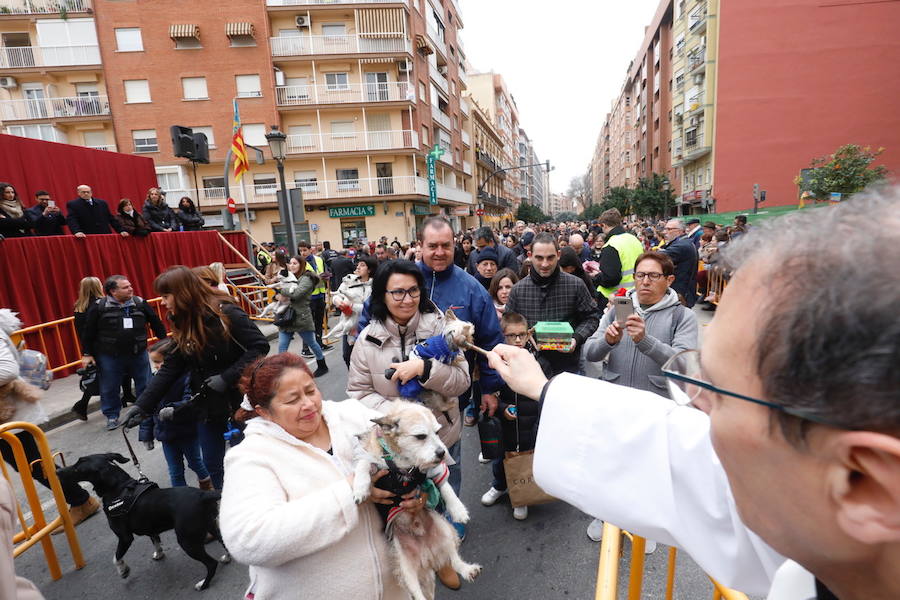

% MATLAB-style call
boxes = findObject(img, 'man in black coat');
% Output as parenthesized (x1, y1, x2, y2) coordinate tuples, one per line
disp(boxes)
(660, 219, 699, 307)
(26, 190, 65, 236)
(328, 249, 355, 292)
(66, 185, 127, 238)
(467, 226, 519, 274)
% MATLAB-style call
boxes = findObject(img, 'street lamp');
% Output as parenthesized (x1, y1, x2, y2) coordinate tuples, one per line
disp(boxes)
(265, 125, 297, 253)
(661, 176, 671, 218)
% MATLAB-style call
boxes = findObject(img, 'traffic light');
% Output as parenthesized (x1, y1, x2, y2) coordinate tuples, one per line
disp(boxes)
(170, 125, 195, 159)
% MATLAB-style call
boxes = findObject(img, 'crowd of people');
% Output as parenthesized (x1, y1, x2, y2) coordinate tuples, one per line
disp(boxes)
(0, 183, 204, 240)
(2, 183, 895, 600)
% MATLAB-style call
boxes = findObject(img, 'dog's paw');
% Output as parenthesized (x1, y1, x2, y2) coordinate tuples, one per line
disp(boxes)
(447, 504, 470, 524)
(194, 578, 208, 591)
(219, 552, 231, 564)
(352, 490, 369, 505)
(118, 564, 130, 579)
(151, 550, 165, 561)
(460, 563, 482, 582)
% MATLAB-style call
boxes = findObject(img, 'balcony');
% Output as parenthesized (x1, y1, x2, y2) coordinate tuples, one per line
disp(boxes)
(425, 24, 447, 58)
(86, 144, 117, 152)
(460, 97, 470, 117)
(431, 104, 451, 130)
(285, 129, 418, 154)
(461, 129, 470, 146)
(275, 81, 412, 107)
(0, 95, 110, 121)
(688, 10, 707, 34)
(416, 177, 471, 204)
(462, 160, 472, 175)
(269, 35, 410, 58)
(0, 45, 101, 69)
(458, 68, 468, 88)
(686, 48, 706, 74)
(682, 132, 711, 162)
(0, 0, 92, 14)
(429, 62, 449, 95)
(266, 0, 405, 5)
(685, 92, 704, 116)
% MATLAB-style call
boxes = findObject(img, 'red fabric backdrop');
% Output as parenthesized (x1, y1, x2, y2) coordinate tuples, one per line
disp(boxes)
(0, 134, 157, 213)
(0, 231, 246, 327)
(220, 231, 250, 262)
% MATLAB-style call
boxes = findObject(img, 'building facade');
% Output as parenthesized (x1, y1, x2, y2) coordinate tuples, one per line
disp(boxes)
(468, 97, 507, 223)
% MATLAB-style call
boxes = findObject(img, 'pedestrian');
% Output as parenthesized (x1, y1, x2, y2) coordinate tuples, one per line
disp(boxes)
(115, 198, 151, 237)
(66, 185, 127, 237)
(297, 240, 331, 355)
(454, 234, 474, 269)
(120, 265, 269, 490)
(489, 268, 518, 323)
(80, 275, 167, 430)
(71, 276, 103, 420)
(264, 248, 289, 285)
(660, 219, 700, 307)
(0, 309, 100, 532)
(142, 187, 177, 232)
(0, 182, 32, 238)
(273, 255, 328, 377)
(594, 209, 645, 309)
(468, 226, 519, 274)
(582, 250, 698, 547)
(208, 262, 230, 294)
(220, 354, 412, 600)
(25, 190, 65, 236)
(175, 197, 204, 231)
(559, 246, 597, 301)
(140, 338, 212, 489)
(473, 246, 499, 289)
(346, 260, 470, 589)
(328, 249, 356, 293)
(335, 255, 375, 369)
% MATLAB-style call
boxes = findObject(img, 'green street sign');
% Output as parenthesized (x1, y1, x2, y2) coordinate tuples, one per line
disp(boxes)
(427, 144, 443, 206)
(328, 205, 375, 218)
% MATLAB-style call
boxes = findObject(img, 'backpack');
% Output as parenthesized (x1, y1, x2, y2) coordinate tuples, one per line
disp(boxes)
(19, 349, 52, 390)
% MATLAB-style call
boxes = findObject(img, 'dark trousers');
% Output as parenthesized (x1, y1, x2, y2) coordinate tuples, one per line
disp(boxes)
(342, 334, 352, 369)
(197, 420, 227, 490)
(0, 431, 89, 506)
(309, 296, 326, 346)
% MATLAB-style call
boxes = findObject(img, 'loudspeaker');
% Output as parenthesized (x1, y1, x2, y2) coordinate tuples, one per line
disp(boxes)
(170, 125, 195, 159)
(192, 132, 210, 164)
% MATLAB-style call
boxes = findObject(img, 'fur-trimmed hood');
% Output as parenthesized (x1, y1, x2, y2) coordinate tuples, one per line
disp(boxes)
(0, 309, 22, 336)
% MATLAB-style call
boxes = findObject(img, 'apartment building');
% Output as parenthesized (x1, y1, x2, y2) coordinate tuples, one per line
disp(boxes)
(468, 97, 506, 223)
(530, 147, 546, 210)
(0, 0, 475, 245)
(591, 123, 609, 201)
(671, 0, 717, 212)
(467, 71, 519, 208)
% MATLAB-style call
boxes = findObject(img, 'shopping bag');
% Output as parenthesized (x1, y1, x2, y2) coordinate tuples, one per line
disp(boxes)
(504, 450, 556, 508)
(476, 410, 504, 460)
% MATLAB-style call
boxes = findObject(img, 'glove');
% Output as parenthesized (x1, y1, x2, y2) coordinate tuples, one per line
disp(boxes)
(204, 375, 227, 394)
(159, 406, 176, 421)
(120, 404, 148, 429)
(143, 440, 155, 451)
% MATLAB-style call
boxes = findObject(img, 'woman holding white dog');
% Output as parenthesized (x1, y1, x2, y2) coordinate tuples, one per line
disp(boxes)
(220, 353, 420, 600)
(347, 260, 471, 591)
(335, 254, 376, 369)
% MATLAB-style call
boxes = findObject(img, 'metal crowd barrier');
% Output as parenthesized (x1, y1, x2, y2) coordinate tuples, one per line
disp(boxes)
(705, 265, 729, 306)
(0, 422, 85, 579)
(595, 522, 748, 600)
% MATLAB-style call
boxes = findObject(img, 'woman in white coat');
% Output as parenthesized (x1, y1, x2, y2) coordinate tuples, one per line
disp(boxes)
(219, 353, 423, 600)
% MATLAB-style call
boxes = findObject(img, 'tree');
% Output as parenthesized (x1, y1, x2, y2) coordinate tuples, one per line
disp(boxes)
(516, 202, 550, 224)
(798, 144, 888, 200)
(555, 211, 579, 222)
(631, 174, 675, 219)
(601, 187, 633, 215)
(580, 204, 605, 220)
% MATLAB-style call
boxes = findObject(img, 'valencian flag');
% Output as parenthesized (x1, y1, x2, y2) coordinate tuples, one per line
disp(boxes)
(231, 99, 250, 181)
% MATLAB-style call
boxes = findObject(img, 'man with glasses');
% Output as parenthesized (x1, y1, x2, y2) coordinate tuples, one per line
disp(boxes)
(486, 189, 900, 599)
(661, 218, 699, 307)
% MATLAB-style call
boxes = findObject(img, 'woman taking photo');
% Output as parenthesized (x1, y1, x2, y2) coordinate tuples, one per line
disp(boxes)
(220, 354, 417, 600)
(121, 266, 269, 490)
(0, 182, 31, 238)
(175, 197, 204, 231)
(115, 199, 151, 236)
(273, 255, 328, 377)
(334, 255, 376, 369)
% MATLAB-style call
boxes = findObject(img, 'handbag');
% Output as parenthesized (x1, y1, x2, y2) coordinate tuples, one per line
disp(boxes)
(504, 394, 555, 508)
(272, 306, 296, 328)
(476, 407, 504, 461)
(77, 365, 100, 396)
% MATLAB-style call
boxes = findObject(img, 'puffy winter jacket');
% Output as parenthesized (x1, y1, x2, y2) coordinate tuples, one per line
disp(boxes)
(142, 200, 177, 232)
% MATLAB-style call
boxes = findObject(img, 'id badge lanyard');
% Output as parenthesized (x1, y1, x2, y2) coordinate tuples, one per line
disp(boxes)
(122, 305, 133, 329)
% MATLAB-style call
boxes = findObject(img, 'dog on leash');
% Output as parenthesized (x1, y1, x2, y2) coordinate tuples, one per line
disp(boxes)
(56, 453, 230, 591)
(352, 401, 481, 600)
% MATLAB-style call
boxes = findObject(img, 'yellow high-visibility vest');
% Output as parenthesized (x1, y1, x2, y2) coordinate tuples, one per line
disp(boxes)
(305, 255, 327, 295)
(597, 232, 645, 299)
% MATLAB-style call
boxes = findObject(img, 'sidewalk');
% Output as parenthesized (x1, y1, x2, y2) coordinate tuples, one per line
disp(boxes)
(39, 323, 280, 432)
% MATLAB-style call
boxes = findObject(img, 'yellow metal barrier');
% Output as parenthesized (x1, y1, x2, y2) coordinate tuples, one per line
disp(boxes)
(595, 523, 749, 600)
(0, 422, 85, 579)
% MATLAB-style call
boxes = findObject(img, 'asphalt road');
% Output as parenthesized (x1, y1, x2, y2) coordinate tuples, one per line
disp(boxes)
(16, 339, 724, 599)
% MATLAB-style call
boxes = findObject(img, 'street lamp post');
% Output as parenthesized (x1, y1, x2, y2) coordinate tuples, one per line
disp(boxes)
(266, 125, 297, 253)
(661, 176, 671, 218)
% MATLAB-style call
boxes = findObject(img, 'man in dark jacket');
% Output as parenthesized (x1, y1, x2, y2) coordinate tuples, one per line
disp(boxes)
(26, 190, 65, 236)
(506, 232, 600, 377)
(81, 275, 167, 429)
(328, 249, 355, 292)
(661, 219, 699, 307)
(467, 226, 519, 274)
(66, 185, 126, 237)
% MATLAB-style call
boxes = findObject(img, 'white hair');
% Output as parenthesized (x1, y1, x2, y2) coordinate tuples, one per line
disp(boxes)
(0, 309, 22, 335)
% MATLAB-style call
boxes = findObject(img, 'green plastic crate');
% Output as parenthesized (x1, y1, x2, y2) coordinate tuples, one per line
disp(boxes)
(533, 321, 574, 344)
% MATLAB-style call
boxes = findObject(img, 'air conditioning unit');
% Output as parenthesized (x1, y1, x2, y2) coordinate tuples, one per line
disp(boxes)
(295, 15, 311, 28)
(689, 116, 700, 127)
(397, 60, 412, 73)
(692, 73, 704, 84)
(438, 65, 448, 75)
(0, 77, 18, 89)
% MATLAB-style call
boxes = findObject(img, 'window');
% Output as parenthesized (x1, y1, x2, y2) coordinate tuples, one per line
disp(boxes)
(202, 176, 225, 201)
(182, 77, 208, 100)
(115, 28, 143, 52)
(156, 170, 182, 193)
(175, 37, 202, 50)
(192, 126, 215, 148)
(336, 169, 359, 191)
(288, 124, 314, 149)
(124, 79, 151, 103)
(293, 170, 318, 192)
(235, 74, 261, 98)
(6, 124, 65, 143)
(75, 82, 98, 97)
(325, 72, 349, 91)
(421, 125, 429, 147)
(242, 123, 267, 146)
(322, 23, 346, 37)
(132, 129, 158, 153)
(330, 121, 354, 137)
(253, 173, 277, 195)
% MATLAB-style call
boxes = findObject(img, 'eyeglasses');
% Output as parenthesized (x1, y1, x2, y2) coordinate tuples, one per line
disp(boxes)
(634, 272, 665, 281)
(661, 349, 845, 428)
(387, 286, 420, 301)
(504, 332, 527, 342)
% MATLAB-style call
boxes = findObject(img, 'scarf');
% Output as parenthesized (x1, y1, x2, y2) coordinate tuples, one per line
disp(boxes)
(529, 264, 560, 288)
(0, 198, 23, 219)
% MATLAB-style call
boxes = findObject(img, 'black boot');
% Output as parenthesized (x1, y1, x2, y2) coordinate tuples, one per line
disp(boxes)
(313, 358, 329, 378)
(71, 393, 89, 421)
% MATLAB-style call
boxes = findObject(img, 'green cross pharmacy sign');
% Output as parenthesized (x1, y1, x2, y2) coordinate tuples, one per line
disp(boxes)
(427, 144, 445, 205)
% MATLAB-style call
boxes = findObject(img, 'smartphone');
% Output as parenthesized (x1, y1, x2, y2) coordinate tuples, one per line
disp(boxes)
(613, 296, 634, 326)
(48, 200, 55, 208)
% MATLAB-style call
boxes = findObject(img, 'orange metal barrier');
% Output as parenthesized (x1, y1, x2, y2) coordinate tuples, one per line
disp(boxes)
(705, 265, 729, 306)
(228, 284, 274, 322)
(595, 523, 749, 600)
(0, 422, 85, 579)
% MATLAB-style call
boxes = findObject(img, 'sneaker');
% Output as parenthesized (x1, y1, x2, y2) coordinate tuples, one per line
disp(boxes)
(587, 518, 604, 542)
(513, 505, 528, 521)
(106, 417, 119, 431)
(477, 452, 490, 464)
(481, 486, 507, 506)
(644, 540, 658, 554)
(320, 344, 333, 353)
(301, 348, 314, 358)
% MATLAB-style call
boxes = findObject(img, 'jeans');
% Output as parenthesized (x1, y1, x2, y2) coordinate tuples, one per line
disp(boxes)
(197, 420, 227, 490)
(0, 431, 89, 506)
(491, 457, 507, 491)
(279, 330, 324, 360)
(97, 351, 150, 420)
(162, 436, 209, 487)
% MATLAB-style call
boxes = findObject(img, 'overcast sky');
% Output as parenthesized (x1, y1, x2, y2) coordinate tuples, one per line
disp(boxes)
(459, 0, 661, 194)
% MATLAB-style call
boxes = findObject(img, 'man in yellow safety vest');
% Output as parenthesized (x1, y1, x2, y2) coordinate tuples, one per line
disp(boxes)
(595, 209, 645, 308)
(298, 240, 331, 355)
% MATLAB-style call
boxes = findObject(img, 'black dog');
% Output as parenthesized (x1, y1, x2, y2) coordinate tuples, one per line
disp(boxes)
(56, 453, 229, 591)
